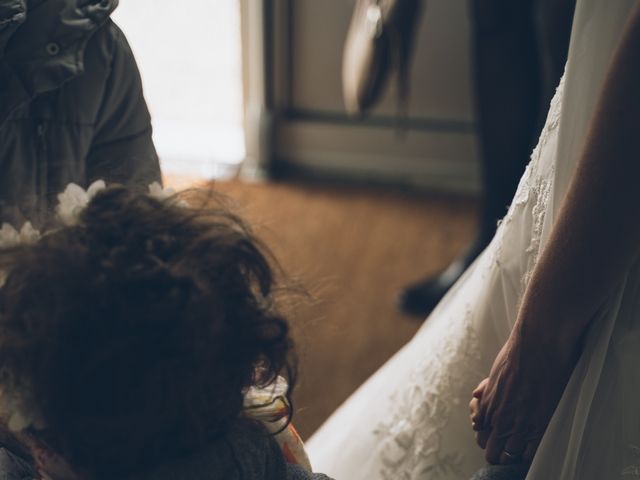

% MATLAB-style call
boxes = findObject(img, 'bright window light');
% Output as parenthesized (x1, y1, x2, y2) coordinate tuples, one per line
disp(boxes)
(112, 0, 245, 179)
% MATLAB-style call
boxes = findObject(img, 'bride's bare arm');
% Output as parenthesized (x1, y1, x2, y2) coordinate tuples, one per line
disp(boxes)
(474, 3, 640, 465)
(518, 1, 640, 345)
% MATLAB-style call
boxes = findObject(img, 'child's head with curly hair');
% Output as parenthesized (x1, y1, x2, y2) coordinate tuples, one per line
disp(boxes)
(0, 186, 295, 478)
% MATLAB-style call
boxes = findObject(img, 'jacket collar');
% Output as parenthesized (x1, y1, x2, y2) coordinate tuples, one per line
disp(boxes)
(0, 0, 118, 126)
(0, 1, 27, 54)
(1, 0, 118, 54)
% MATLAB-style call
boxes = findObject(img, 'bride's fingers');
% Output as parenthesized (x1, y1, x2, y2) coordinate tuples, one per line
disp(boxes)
(469, 397, 482, 429)
(473, 378, 489, 398)
(469, 396, 477, 416)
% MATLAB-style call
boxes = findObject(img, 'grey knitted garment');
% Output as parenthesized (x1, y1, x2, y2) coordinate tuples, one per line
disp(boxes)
(125, 422, 333, 480)
(0, 422, 334, 480)
(471, 465, 529, 480)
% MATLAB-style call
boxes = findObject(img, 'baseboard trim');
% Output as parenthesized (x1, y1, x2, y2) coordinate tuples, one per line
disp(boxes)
(273, 119, 481, 195)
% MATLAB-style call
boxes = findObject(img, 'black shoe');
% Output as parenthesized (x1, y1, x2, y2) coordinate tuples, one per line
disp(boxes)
(398, 240, 487, 318)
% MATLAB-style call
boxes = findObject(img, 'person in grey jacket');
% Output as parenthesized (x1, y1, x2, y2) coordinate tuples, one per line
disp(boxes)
(0, 0, 161, 227)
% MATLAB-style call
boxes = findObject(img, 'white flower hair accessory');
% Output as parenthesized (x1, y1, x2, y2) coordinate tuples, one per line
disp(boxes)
(56, 180, 106, 226)
(0, 222, 40, 248)
(149, 181, 189, 207)
(2, 181, 176, 251)
(2, 181, 180, 254)
(0, 383, 46, 432)
(148, 181, 175, 200)
(0, 222, 41, 287)
(57, 181, 183, 226)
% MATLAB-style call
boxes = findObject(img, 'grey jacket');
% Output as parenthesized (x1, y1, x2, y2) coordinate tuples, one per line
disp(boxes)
(0, 0, 160, 226)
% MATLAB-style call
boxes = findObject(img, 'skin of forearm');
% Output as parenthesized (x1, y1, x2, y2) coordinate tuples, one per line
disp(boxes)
(515, 4, 640, 344)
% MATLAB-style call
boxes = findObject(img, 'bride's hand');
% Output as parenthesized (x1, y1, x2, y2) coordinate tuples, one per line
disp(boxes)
(469, 378, 487, 432)
(472, 327, 581, 465)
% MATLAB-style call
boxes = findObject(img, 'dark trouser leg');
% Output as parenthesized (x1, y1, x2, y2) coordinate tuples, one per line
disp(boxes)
(399, 0, 575, 318)
(473, 0, 539, 244)
(477, 0, 575, 241)
(399, 0, 539, 317)
(535, 0, 576, 107)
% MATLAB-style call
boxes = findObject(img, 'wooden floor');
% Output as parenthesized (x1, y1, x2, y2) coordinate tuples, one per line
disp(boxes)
(166, 176, 478, 439)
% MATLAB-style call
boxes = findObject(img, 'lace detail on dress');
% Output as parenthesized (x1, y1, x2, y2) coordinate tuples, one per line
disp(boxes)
(533, 72, 565, 155)
(491, 73, 565, 276)
(622, 445, 640, 478)
(373, 307, 483, 479)
(521, 166, 554, 288)
(491, 161, 533, 269)
(519, 74, 565, 286)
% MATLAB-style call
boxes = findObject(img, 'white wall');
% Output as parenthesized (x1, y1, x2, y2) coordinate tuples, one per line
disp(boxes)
(112, 1, 245, 178)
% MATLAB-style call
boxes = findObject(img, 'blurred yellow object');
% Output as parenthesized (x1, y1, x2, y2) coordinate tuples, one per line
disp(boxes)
(244, 377, 312, 471)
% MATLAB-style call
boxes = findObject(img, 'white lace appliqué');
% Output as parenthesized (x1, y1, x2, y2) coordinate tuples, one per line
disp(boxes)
(517, 75, 566, 286)
(373, 308, 482, 479)
(491, 73, 564, 280)
(520, 166, 554, 289)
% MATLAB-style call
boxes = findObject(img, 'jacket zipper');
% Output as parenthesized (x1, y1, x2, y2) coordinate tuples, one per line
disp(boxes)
(35, 120, 48, 222)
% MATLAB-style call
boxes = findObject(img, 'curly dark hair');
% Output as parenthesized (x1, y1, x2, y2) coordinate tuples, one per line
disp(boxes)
(0, 186, 296, 478)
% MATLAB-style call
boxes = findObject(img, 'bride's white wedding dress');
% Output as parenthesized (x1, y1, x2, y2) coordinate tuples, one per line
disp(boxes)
(307, 1, 640, 479)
